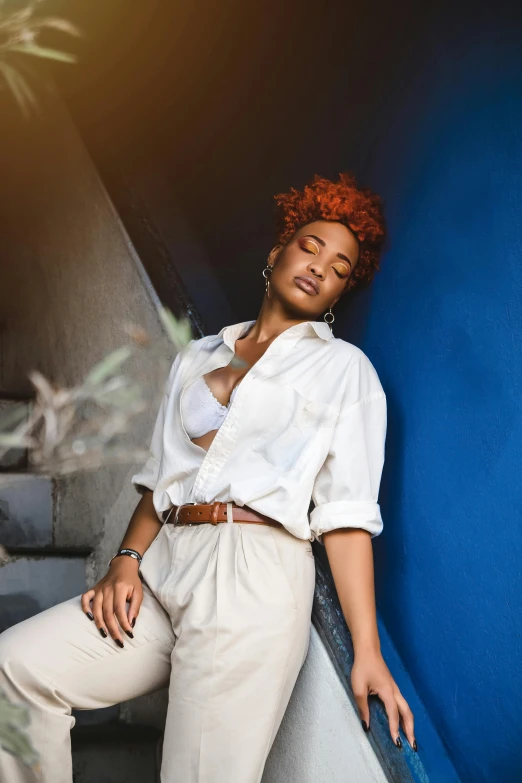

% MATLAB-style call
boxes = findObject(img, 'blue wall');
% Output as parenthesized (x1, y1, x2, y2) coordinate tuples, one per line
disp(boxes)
(342, 5, 522, 781)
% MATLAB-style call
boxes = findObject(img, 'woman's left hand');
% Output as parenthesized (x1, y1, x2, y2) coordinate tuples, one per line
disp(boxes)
(351, 649, 417, 751)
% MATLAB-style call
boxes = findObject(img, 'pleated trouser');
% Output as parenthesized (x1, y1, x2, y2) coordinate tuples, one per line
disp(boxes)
(0, 504, 316, 783)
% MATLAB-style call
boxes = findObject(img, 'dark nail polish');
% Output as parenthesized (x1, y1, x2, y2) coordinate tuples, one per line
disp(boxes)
(99, 628, 108, 638)
(131, 618, 136, 628)
(361, 720, 370, 733)
(395, 735, 402, 749)
(86, 612, 94, 621)
(125, 630, 134, 638)
(116, 639, 124, 648)
(413, 740, 418, 752)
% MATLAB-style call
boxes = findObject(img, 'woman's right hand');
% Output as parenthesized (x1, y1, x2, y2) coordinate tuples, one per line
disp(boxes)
(81, 556, 143, 646)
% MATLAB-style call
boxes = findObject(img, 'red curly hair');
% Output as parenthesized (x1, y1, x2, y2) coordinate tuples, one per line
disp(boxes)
(273, 172, 386, 294)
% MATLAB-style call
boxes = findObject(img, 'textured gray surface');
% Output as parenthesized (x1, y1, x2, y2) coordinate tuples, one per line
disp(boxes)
(0, 86, 176, 765)
(0, 85, 173, 566)
(0, 474, 54, 548)
(0, 398, 30, 471)
(0, 554, 86, 631)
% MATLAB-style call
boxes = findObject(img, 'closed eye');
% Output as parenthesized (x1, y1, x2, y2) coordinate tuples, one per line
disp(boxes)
(299, 238, 350, 278)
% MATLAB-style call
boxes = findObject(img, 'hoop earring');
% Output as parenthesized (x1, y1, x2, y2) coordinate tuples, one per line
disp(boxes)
(262, 265, 272, 297)
(324, 307, 335, 332)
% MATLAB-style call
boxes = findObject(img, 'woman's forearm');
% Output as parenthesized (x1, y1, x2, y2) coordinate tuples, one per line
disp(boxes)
(115, 489, 163, 564)
(323, 528, 381, 655)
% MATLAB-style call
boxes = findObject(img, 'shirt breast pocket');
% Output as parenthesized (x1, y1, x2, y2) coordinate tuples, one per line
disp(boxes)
(251, 388, 335, 474)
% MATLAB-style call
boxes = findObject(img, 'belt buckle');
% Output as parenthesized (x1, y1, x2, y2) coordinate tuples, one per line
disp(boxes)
(210, 500, 222, 525)
(174, 501, 198, 526)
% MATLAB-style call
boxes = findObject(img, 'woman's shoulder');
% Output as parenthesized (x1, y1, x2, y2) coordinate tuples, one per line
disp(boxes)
(329, 334, 375, 365)
(329, 336, 385, 398)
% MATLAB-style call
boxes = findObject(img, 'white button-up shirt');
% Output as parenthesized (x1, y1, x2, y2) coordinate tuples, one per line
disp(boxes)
(131, 319, 387, 544)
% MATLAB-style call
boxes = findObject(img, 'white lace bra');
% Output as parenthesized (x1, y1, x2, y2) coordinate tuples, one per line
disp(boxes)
(181, 375, 240, 439)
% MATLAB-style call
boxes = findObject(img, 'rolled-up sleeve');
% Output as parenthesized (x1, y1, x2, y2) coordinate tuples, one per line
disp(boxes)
(309, 387, 387, 545)
(130, 350, 184, 495)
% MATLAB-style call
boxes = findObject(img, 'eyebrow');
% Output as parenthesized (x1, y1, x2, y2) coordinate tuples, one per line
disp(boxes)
(305, 234, 353, 268)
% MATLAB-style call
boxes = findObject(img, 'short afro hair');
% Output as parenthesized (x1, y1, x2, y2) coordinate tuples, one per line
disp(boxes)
(273, 172, 386, 294)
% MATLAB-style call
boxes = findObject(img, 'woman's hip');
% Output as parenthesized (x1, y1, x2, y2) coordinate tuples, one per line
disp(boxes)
(139, 508, 316, 637)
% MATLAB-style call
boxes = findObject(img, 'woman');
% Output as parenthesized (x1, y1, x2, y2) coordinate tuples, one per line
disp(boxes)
(0, 172, 416, 783)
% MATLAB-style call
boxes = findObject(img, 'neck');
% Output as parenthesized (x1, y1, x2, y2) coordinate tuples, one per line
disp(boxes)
(246, 295, 317, 345)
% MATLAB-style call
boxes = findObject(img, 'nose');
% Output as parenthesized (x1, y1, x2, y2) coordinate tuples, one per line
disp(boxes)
(307, 261, 325, 280)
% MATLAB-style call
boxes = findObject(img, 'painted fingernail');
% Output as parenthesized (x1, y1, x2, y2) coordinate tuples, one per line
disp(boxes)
(395, 735, 402, 749)
(86, 611, 94, 621)
(413, 739, 418, 752)
(116, 639, 124, 648)
(361, 720, 370, 733)
(99, 628, 108, 638)
(125, 630, 134, 638)
(131, 618, 136, 628)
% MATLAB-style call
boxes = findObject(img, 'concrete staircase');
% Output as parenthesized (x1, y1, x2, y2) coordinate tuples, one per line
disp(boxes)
(0, 395, 163, 782)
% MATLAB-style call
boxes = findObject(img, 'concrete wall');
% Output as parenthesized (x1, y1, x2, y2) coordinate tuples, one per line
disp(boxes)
(264, 627, 388, 783)
(0, 85, 173, 562)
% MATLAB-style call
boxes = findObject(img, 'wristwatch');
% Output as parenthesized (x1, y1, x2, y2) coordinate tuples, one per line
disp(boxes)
(108, 548, 143, 570)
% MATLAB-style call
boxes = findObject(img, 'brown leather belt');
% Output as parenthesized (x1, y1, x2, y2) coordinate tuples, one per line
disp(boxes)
(163, 501, 283, 529)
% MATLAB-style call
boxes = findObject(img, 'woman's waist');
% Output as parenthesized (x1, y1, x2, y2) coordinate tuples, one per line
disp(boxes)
(161, 500, 284, 529)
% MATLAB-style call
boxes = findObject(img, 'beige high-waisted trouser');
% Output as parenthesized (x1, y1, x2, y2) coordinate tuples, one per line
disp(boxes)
(0, 503, 316, 783)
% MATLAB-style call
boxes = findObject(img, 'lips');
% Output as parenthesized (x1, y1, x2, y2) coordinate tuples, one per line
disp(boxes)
(294, 276, 319, 295)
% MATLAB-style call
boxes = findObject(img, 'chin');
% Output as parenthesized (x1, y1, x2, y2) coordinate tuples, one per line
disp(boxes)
(279, 294, 319, 320)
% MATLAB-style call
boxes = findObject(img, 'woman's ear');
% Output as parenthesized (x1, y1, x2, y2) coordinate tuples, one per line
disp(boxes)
(267, 243, 283, 267)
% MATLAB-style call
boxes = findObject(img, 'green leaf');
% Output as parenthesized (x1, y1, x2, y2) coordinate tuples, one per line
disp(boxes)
(0, 687, 39, 768)
(0, 8, 33, 32)
(93, 384, 144, 408)
(0, 402, 29, 431)
(35, 17, 82, 37)
(158, 307, 193, 350)
(0, 60, 37, 117)
(0, 433, 33, 448)
(84, 346, 133, 386)
(9, 44, 78, 63)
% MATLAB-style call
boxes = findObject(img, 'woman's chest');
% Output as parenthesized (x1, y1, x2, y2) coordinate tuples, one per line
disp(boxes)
(175, 371, 341, 476)
(201, 336, 271, 407)
(170, 337, 348, 466)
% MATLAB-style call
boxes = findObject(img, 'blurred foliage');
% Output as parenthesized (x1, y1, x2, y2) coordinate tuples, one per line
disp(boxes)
(0, 308, 195, 475)
(0, 688, 39, 771)
(159, 308, 193, 354)
(0, 0, 81, 116)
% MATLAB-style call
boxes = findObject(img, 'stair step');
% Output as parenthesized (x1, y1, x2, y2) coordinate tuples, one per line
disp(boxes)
(0, 474, 53, 548)
(72, 706, 120, 727)
(0, 397, 32, 471)
(4, 546, 92, 557)
(71, 720, 162, 746)
(71, 721, 162, 783)
(0, 553, 87, 633)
